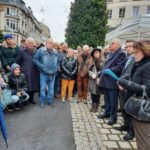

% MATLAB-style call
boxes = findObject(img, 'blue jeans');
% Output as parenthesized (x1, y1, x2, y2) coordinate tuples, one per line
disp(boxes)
(104, 88, 119, 121)
(40, 73, 56, 103)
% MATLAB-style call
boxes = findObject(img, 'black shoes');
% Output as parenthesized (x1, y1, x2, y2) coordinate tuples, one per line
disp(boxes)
(107, 119, 117, 125)
(123, 131, 135, 141)
(98, 113, 110, 119)
(114, 125, 128, 132)
(30, 100, 37, 104)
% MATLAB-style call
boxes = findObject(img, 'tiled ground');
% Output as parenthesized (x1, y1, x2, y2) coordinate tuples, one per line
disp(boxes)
(70, 96, 137, 150)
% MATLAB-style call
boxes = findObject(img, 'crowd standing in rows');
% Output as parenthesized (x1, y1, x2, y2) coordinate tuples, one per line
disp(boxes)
(0, 34, 150, 150)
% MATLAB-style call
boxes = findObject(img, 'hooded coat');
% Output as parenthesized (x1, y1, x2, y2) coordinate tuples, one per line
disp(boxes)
(7, 63, 27, 95)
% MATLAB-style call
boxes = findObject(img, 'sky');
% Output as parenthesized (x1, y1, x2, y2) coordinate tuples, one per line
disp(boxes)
(24, 0, 74, 42)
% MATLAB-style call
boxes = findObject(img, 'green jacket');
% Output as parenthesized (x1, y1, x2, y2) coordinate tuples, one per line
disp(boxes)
(0, 46, 19, 71)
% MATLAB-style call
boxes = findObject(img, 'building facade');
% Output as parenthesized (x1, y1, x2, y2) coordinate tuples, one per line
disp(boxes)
(107, 0, 150, 30)
(0, 0, 50, 44)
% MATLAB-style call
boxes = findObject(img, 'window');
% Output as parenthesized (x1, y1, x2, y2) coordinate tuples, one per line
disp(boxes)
(108, 10, 112, 19)
(147, 6, 150, 15)
(6, 19, 9, 26)
(119, 8, 126, 18)
(133, 7, 140, 17)
(5, 19, 17, 31)
(6, 8, 9, 15)
(10, 8, 17, 17)
(6, 7, 17, 17)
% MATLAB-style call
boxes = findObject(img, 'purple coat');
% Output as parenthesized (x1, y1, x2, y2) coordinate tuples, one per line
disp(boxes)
(99, 48, 126, 89)
(16, 49, 40, 92)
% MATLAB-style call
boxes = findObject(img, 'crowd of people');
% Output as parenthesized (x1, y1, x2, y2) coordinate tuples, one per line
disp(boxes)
(0, 34, 150, 150)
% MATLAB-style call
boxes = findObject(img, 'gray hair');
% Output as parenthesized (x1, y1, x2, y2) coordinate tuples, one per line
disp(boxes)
(111, 38, 122, 47)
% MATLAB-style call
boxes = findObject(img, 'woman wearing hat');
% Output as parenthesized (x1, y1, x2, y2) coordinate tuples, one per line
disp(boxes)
(88, 48, 103, 113)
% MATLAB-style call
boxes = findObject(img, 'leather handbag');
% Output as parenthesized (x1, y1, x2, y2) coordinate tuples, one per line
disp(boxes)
(124, 85, 150, 122)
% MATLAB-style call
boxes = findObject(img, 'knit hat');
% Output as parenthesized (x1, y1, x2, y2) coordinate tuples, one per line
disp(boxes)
(10, 63, 20, 74)
(3, 34, 13, 40)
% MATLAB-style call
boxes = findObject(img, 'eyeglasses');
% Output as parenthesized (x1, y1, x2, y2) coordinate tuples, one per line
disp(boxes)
(125, 45, 133, 49)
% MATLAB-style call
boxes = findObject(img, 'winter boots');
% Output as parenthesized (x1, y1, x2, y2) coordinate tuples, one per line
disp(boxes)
(90, 103, 99, 113)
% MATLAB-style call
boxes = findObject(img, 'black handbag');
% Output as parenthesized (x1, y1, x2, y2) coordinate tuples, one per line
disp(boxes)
(124, 85, 150, 122)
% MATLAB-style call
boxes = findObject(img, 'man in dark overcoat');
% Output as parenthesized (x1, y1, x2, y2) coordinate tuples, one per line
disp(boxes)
(98, 38, 126, 125)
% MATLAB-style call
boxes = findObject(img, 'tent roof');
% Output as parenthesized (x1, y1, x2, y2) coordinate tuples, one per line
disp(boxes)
(106, 15, 150, 42)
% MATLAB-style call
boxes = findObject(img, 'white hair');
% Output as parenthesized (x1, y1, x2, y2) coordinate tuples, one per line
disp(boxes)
(82, 45, 90, 51)
(25, 37, 35, 44)
(46, 38, 54, 44)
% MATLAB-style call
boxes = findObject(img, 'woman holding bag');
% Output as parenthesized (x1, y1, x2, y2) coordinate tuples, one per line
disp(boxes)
(118, 40, 150, 150)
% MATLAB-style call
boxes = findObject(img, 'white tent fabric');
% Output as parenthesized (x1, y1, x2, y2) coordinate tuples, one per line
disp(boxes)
(106, 15, 150, 42)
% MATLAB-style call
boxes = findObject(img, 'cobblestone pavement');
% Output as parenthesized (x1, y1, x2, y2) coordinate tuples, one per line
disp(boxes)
(70, 96, 137, 150)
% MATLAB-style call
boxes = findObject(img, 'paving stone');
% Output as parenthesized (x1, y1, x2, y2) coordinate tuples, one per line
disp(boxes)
(90, 141, 97, 147)
(82, 141, 90, 146)
(102, 124, 112, 129)
(100, 128, 111, 134)
(118, 141, 132, 149)
(102, 134, 109, 141)
(130, 142, 137, 149)
(108, 134, 120, 141)
(96, 124, 102, 128)
(71, 97, 137, 150)
(98, 119, 105, 123)
(110, 129, 121, 134)
(76, 146, 83, 150)
(104, 141, 119, 149)
(91, 146, 99, 150)
(82, 146, 91, 150)
(95, 118, 101, 123)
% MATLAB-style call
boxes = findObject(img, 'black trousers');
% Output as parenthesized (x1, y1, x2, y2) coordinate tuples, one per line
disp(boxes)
(28, 91, 34, 102)
(91, 94, 100, 104)
(119, 91, 134, 132)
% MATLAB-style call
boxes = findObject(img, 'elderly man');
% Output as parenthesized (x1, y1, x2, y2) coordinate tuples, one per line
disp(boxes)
(77, 45, 92, 103)
(33, 39, 59, 108)
(16, 37, 39, 104)
(98, 38, 126, 125)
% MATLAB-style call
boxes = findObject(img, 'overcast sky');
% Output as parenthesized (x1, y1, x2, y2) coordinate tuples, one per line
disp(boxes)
(24, 0, 74, 42)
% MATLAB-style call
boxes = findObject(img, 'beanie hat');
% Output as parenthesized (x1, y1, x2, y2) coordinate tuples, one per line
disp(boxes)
(3, 34, 13, 40)
(10, 63, 20, 74)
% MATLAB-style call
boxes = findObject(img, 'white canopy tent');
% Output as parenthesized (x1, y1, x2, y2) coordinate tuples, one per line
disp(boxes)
(106, 15, 150, 43)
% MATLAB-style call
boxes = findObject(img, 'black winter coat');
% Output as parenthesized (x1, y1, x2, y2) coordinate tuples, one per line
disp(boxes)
(118, 57, 150, 98)
(7, 73, 27, 95)
(61, 57, 77, 80)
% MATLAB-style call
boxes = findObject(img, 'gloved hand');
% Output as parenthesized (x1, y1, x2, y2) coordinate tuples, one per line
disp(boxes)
(92, 73, 97, 79)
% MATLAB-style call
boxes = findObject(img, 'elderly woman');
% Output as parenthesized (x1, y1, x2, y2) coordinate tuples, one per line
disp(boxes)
(16, 38, 40, 104)
(118, 40, 150, 150)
